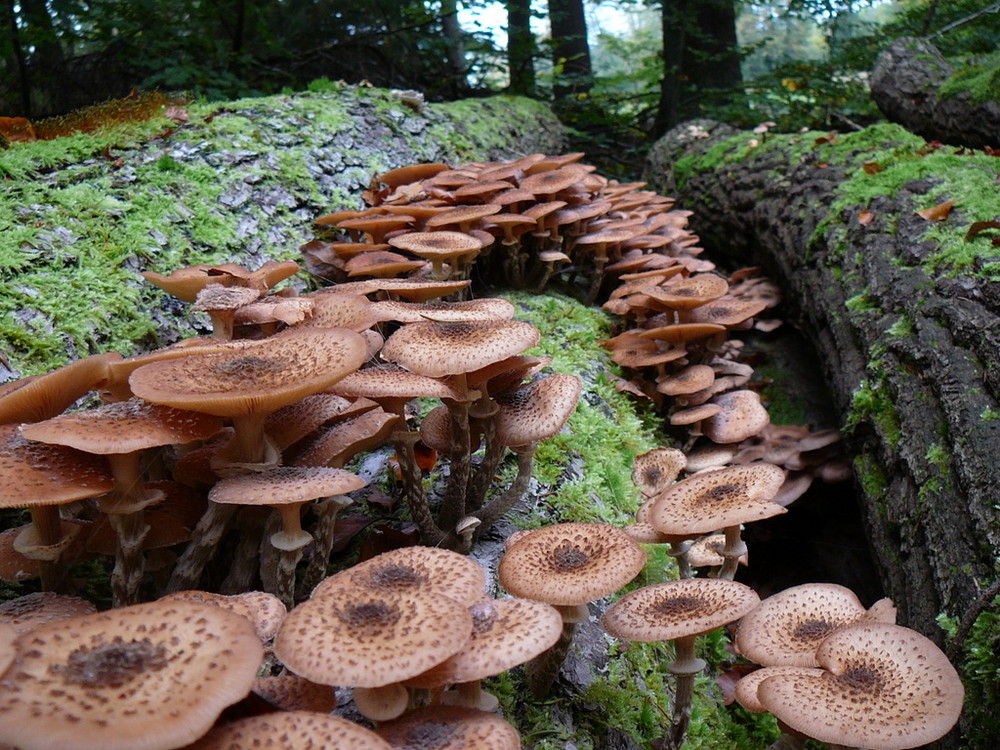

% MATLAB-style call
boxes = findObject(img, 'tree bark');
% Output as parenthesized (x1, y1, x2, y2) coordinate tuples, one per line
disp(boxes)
(506, 0, 536, 95)
(645, 119, 1000, 647)
(548, 0, 593, 100)
(870, 36, 1000, 149)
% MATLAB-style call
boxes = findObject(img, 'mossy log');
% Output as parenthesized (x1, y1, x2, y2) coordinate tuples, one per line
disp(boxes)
(0, 86, 566, 380)
(870, 36, 1000, 149)
(646, 119, 1000, 746)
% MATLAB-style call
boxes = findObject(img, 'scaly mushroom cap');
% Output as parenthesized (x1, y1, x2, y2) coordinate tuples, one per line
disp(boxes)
(382, 320, 540, 378)
(331, 363, 468, 402)
(312, 546, 486, 606)
(129, 327, 367, 418)
(371, 297, 516, 323)
(757, 622, 965, 750)
(376, 705, 520, 750)
(265, 394, 378, 452)
(600, 578, 760, 642)
(656, 364, 716, 396)
(209, 466, 366, 508)
(20, 399, 224, 455)
(632, 447, 687, 497)
(250, 674, 337, 713)
(159, 590, 288, 643)
(643, 273, 729, 311)
(192, 711, 393, 750)
(329, 277, 471, 302)
(0, 424, 113, 508)
(294, 289, 380, 332)
(0, 623, 15, 675)
(734, 666, 824, 713)
(702, 390, 770, 444)
(273, 587, 472, 688)
(388, 230, 483, 261)
(407, 598, 563, 687)
(0, 600, 263, 750)
(649, 463, 786, 536)
(735, 583, 871, 667)
(492, 375, 581, 448)
(0, 592, 97, 636)
(498, 522, 646, 606)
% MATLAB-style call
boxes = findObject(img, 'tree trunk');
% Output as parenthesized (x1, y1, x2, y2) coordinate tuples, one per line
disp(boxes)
(506, 0, 536, 95)
(440, 0, 467, 95)
(870, 36, 1000, 149)
(548, 0, 593, 101)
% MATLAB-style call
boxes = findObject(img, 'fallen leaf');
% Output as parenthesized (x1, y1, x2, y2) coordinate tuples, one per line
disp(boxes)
(964, 221, 1000, 241)
(0, 116, 36, 142)
(862, 161, 883, 175)
(413, 440, 437, 472)
(858, 209, 876, 226)
(916, 199, 957, 221)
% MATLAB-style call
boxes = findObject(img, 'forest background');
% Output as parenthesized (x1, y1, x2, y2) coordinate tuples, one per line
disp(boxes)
(3, 0, 999, 174)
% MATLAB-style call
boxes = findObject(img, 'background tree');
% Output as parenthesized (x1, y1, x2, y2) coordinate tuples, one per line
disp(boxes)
(506, 0, 537, 94)
(548, 0, 594, 100)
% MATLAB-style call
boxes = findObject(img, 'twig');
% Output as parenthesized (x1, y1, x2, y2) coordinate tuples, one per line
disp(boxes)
(928, 2, 1000, 39)
(946, 576, 1000, 660)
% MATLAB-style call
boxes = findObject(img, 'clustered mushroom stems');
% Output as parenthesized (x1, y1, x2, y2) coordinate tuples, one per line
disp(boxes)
(664, 634, 707, 750)
(165, 502, 239, 593)
(298, 494, 353, 596)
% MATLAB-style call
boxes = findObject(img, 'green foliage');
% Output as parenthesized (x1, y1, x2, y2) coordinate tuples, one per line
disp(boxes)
(938, 48, 1000, 104)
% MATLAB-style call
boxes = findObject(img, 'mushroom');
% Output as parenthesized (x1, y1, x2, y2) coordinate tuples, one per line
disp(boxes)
(249, 674, 337, 713)
(190, 710, 393, 750)
(756, 622, 965, 750)
(0, 592, 96, 635)
(0, 599, 263, 750)
(600, 578, 760, 750)
(497, 522, 646, 696)
(632, 447, 687, 497)
(375, 705, 521, 750)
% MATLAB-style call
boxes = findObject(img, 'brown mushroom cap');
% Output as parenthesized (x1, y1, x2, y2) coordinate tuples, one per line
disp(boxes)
(388, 230, 483, 262)
(311, 546, 486, 606)
(0, 353, 120, 424)
(734, 666, 824, 713)
(371, 297, 516, 323)
(0, 600, 263, 750)
(492, 374, 581, 447)
(0, 623, 15, 675)
(0, 592, 97, 636)
(158, 590, 288, 643)
(649, 463, 786, 536)
(702, 390, 770, 444)
(376, 705, 520, 750)
(756, 622, 965, 750)
(331, 363, 468, 403)
(406, 597, 563, 687)
(735, 583, 870, 667)
(600, 578, 760, 642)
(632, 447, 687, 497)
(209, 466, 366, 509)
(381, 320, 540, 379)
(497, 522, 647, 606)
(273, 587, 472, 688)
(250, 674, 337, 713)
(192, 711, 393, 750)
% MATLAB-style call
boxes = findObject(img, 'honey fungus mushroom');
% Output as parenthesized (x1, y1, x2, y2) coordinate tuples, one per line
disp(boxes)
(0, 599, 263, 750)
(187, 710, 393, 750)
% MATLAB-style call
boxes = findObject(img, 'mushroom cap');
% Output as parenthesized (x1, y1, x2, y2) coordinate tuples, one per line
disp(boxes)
(0, 623, 15, 675)
(295, 289, 380, 332)
(388, 230, 483, 260)
(265, 393, 378, 452)
(376, 705, 520, 750)
(686, 533, 749, 568)
(492, 374, 581, 447)
(0, 424, 114, 508)
(129, 327, 367, 418)
(702, 390, 770, 444)
(735, 583, 870, 667)
(734, 666, 824, 713)
(632, 447, 687, 497)
(649, 463, 786, 536)
(0, 592, 97, 636)
(656, 364, 716, 396)
(192, 711, 392, 750)
(158, 590, 288, 642)
(600, 578, 760, 642)
(209, 466, 366, 508)
(757, 622, 965, 750)
(289, 408, 398, 468)
(0, 600, 263, 750)
(0, 353, 120, 424)
(331, 363, 468, 402)
(371, 297, 516, 324)
(250, 674, 337, 713)
(643, 273, 729, 311)
(273, 587, 472, 688)
(311, 546, 486, 606)
(406, 597, 563, 687)
(498, 522, 647, 606)
(381, 320, 540, 378)
(19, 399, 224, 455)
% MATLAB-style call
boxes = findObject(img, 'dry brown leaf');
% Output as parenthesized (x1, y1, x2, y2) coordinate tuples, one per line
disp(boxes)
(916, 199, 957, 221)
(859, 209, 876, 226)
(862, 161, 883, 175)
(964, 220, 1000, 241)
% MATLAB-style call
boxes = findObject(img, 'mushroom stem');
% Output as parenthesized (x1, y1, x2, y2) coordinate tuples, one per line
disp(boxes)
(219, 509, 267, 594)
(269, 503, 313, 609)
(393, 432, 445, 546)
(437, 399, 472, 533)
(299, 494, 354, 596)
(664, 634, 707, 750)
(212, 414, 279, 474)
(718, 524, 747, 581)
(475, 444, 536, 536)
(669, 539, 694, 580)
(526, 602, 587, 698)
(466, 419, 505, 513)
(27, 505, 69, 592)
(165, 501, 238, 593)
(107, 511, 151, 606)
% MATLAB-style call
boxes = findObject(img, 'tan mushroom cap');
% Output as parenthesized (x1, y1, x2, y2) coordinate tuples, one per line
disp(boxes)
(331, 363, 468, 402)
(601, 578, 760, 642)
(290, 408, 398, 468)
(656, 364, 716, 396)
(129, 327, 367, 418)
(680, 295, 769, 326)
(382, 319, 540, 379)
(265, 393, 378, 452)
(406, 597, 563, 687)
(345, 250, 426, 278)
(311, 546, 486, 606)
(209, 466, 366, 508)
(0, 623, 15, 675)
(191, 711, 393, 750)
(757, 622, 965, 750)
(273, 587, 473, 688)
(643, 273, 729, 311)
(20, 399, 224, 455)
(687, 533, 749, 567)
(0, 592, 97, 636)
(329, 277, 472, 302)
(294, 289, 380, 332)
(376, 705, 520, 750)
(734, 666, 823, 713)
(632, 447, 687, 497)
(0, 424, 114, 508)
(0, 353, 120, 424)
(389, 230, 483, 259)
(498, 522, 647, 606)
(371, 297, 516, 323)
(0, 599, 263, 750)
(492, 374, 581, 447)
(250, 674, 337, 713)
(702, 390, 770, 444)
(158, 590, 288, 642)
(650, 463, 787, 536)
(735, 583, 871, 667)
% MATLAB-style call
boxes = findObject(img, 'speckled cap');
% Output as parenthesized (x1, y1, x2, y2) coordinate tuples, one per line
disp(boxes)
(757, 622, 965, 750)
(649, 463, 786, 536)
(734, 666, 823, 713)
(371, 297, 515, 324)
(632, 447, 687, 497)
(192, 711, 393, 749)
(498, 522, 646, 606)
(736, 583, 870, 667)
(159, 590, 287, 643)
(0, 592, 96, 636)
(273, 587, 472, 688)
(406, 598, 563, 687)
(702, 390, 770, 444)
(492, 375, 581, 448)
(600, 578, 760, 642)
(0, 599, 262, 750)
(209, 466, 366, 508)
(376, 705, 521, 750)
(250, 675, 337, 713)
(311, 546, 486, 606)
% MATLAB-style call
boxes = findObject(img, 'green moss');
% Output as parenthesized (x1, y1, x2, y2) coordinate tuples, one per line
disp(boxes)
(938, 49, 1000, 105)
(981, 407, 1000, 421)
(853, 451, 889, 501)
(845, 290, 880, 314)
(846, 378, 902, 448)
